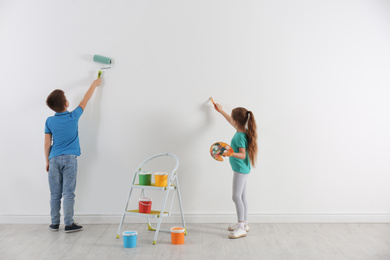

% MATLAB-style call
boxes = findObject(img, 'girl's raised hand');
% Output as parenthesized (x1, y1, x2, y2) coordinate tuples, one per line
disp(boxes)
(215, 103, 223, 112)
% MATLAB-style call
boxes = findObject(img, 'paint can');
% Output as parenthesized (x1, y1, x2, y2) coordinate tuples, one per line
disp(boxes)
(139, 198, 152, 213)
(123, 231, 138, 248)
(154, 172, 168, 187)
(139, 172, 152, 185)
(170, 227, 185, 245)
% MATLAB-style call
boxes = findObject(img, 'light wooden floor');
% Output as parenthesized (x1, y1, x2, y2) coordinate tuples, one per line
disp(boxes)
(1, 223, 390, 259)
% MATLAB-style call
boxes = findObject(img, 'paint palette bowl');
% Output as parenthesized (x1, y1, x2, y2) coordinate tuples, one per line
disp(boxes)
(210, 142, 233, 161)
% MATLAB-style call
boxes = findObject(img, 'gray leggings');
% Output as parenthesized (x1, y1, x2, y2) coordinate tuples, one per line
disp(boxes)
(232, 171, 249, 222)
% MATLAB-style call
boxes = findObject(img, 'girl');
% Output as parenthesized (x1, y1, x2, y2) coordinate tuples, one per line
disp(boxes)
(214, 102, 258, 239)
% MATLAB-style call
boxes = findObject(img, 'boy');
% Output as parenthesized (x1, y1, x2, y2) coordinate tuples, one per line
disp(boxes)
(44, 77, 102, 232)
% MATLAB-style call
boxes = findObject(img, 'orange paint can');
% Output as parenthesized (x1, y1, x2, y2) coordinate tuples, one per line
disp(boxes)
(155, 172, 168, 187)
(170, 227, 185, 245)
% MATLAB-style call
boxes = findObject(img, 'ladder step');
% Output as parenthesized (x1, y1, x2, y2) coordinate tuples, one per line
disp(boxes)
(126, 209, 170, 218)
(132, 184, 176, 191)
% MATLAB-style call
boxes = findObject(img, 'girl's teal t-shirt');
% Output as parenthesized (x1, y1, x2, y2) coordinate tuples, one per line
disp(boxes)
(229, 132, 251, 174)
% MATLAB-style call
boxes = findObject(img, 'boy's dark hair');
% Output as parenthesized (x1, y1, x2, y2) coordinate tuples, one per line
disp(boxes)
(46, 89, 66, 112)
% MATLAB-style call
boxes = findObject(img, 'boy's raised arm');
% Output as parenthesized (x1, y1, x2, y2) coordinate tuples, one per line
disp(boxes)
(78, 78, 102, 111)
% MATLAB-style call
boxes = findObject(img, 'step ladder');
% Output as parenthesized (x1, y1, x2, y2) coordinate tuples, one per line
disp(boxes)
(116, 153, 186, 245)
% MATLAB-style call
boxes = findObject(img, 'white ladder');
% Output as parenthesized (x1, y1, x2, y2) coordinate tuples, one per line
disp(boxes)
(116, 153, 186, 245)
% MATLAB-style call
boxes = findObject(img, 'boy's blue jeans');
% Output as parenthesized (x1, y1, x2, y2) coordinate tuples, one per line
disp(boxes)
(48, 155, 77, 226)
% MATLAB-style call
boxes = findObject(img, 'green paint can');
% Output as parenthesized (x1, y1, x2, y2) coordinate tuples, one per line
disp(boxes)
(139, 172, 152, 185)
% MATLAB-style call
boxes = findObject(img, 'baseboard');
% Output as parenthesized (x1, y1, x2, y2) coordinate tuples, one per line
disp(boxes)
(1, 213, 390, 224)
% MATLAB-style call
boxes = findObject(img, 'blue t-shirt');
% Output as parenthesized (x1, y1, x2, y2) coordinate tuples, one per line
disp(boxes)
(229, 132, 251, 174)
(45, 106, 83, 159)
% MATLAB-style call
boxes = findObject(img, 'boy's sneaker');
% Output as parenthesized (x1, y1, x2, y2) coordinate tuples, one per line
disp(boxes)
(49, 224, 59, 231)
(65, 223, 83, 233)
(228, 224, 249, 232)
(228, 228, 247, 239)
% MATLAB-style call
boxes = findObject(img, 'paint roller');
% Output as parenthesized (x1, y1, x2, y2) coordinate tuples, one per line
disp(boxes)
(93, 55, 112, 78)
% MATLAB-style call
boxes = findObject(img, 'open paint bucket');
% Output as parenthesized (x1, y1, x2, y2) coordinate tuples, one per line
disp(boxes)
(155, 172, 168, 187)
(139, 172, 152, 185)
(170, 227, 185, 245)
(123, 231, 138, 248)
(139, 198, 152, 213)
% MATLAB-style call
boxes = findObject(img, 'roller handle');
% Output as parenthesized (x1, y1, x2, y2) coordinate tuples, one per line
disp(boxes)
(98, 71, 102, 78)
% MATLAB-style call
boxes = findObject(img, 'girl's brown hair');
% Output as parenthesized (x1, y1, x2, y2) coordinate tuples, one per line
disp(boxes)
(231, 107, 258, 167)
(46, 89, 66, 113)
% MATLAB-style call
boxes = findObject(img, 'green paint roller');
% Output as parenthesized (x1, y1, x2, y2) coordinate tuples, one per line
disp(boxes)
(93, 54, 112, 78)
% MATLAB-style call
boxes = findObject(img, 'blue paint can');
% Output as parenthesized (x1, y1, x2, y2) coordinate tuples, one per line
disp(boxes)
(123, 231, 138, 248)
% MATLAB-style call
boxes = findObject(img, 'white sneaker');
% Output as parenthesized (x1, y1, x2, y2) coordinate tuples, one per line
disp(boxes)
(228, 224, 250, 232)
(228, 228, 247, 239)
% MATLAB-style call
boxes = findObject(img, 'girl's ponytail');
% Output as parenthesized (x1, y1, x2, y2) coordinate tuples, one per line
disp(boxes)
(246, 111, 258, 167)
(231, 107, 258, 167)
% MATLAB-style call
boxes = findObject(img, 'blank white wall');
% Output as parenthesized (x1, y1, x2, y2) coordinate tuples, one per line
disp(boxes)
(1, 0, 390, 222)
